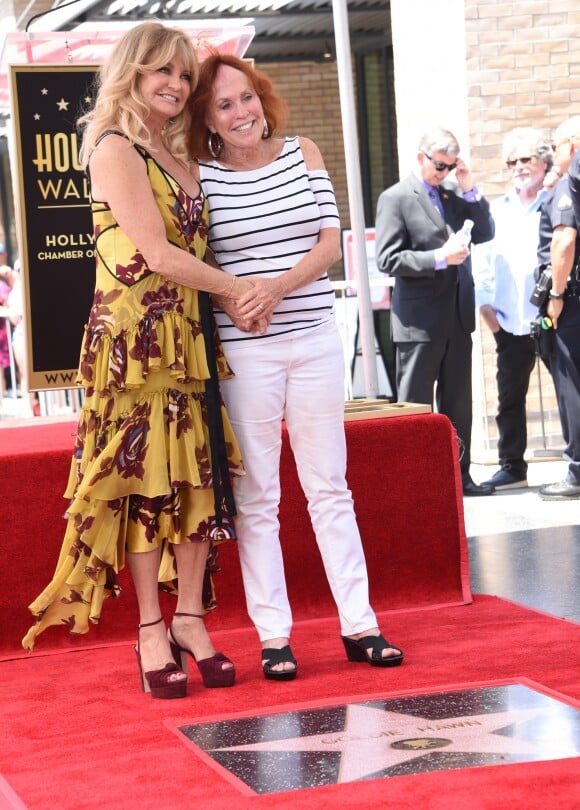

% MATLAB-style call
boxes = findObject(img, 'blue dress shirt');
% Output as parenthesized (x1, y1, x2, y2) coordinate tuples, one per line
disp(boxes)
(472, 187, 547, 335)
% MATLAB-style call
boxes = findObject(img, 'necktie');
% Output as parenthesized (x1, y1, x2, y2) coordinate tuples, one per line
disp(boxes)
(429, 187, 445, 219)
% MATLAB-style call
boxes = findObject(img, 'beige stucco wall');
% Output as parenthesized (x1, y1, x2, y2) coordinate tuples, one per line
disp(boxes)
(390, 0, 471, 172)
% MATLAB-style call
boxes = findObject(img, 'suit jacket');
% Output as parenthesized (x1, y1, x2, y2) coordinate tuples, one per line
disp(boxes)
(375, 173, 495, 342)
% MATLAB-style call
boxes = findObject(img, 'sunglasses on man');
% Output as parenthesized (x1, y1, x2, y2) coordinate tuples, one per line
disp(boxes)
(506, 156, 534, 168)
(422, 151, 458, 172)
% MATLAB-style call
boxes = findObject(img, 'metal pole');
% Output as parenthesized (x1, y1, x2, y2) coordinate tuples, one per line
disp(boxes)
(533, 355, 555, 458)
(332, 0, 378, 397)
(536, 356, 547, 449)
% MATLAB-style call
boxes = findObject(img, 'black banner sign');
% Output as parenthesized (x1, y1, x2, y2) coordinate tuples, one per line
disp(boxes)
(10, 65, 97, 390)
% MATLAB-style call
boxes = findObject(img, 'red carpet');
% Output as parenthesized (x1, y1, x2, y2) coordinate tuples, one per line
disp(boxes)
(0, 413, 470, 658)
(2, 418, 578, 807)
(0, 596, 578, 809)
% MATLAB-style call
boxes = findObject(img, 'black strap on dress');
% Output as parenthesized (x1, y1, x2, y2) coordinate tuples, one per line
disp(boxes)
(198, 291, 237, 524)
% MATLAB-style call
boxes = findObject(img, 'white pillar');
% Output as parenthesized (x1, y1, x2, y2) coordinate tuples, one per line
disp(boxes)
(332, 0, 378, 397)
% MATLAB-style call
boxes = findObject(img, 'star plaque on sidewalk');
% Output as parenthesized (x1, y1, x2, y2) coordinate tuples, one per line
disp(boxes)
(175, 683, 580, 794)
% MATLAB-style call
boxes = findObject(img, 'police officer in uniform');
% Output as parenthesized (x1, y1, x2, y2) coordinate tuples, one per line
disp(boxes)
(536, 116, 580, 500)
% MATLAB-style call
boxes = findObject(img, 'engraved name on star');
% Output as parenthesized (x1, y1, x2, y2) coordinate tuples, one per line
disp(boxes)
(212, 703, 579, 783)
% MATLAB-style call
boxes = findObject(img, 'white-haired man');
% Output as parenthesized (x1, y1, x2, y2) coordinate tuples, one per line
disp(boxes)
(474, 128, 553, 490)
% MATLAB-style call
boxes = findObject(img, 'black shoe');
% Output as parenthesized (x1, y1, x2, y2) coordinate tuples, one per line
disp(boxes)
(342, 634, 403, 667)
(481, 469, 528, 491)
(262, 645, 298, 680)
(462, 475, 494, 497)
(538, 479, 580, 500)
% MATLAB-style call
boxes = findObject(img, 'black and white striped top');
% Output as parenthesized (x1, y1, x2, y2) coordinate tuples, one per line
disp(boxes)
(198, 136, 339, 344)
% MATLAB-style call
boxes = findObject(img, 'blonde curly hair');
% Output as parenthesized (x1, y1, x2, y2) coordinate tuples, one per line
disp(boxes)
(78, 22, 199, 167)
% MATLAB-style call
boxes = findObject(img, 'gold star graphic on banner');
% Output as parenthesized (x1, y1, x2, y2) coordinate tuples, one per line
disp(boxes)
(56, 98, 69, 111)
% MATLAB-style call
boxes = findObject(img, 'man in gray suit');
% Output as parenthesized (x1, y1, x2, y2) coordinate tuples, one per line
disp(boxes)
(375, 127, 495, 496)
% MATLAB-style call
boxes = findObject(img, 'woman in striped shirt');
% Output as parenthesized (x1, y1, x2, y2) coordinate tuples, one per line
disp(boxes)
(188, 55, 403, 679)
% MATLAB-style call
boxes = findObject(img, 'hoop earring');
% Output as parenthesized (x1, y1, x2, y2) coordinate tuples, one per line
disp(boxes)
(262, 119, 269, 139)
(208, 132, 223, 158)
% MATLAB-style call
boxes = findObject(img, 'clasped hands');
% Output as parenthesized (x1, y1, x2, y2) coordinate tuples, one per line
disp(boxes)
(219, 276, 284, 334)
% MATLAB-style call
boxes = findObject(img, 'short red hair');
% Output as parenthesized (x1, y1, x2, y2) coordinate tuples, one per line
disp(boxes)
(187, 52, 288, 159)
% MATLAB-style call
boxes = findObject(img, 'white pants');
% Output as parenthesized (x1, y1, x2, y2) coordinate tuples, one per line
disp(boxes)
(220, 319, 377, 640)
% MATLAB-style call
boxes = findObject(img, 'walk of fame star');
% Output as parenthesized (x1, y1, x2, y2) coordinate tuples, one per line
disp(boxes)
(175, 683, 580, 795)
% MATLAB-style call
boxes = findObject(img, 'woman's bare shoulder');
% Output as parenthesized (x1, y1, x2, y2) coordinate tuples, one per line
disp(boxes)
(297, 136, 325, 170)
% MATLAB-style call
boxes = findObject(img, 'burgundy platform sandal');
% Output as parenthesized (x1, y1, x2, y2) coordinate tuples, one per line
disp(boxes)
(135, 617, 188, 699)
(168, 612, 235, 688)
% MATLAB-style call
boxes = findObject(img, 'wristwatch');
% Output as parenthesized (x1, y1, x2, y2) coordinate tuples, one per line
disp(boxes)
(549, 290, 565, 299)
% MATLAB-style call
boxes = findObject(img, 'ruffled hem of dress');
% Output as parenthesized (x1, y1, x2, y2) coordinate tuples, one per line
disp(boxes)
(21, 492, 228, 653)
(66, 385, 244, 503)
(76, 309, 233, 393)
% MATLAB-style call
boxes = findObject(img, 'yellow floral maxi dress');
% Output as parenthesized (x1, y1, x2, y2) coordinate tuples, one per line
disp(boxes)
(22, 142, 243, 652)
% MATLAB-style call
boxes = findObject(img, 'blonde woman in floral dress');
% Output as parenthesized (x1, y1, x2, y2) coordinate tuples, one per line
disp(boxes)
(22, 23, 266, 699)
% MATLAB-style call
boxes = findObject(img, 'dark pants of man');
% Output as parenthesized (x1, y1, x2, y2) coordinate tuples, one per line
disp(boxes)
(373, 309, 397, 402)
(396, 316, 473, 476)
(550, 291, 580, 485)
(493, 327, 536, 478)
